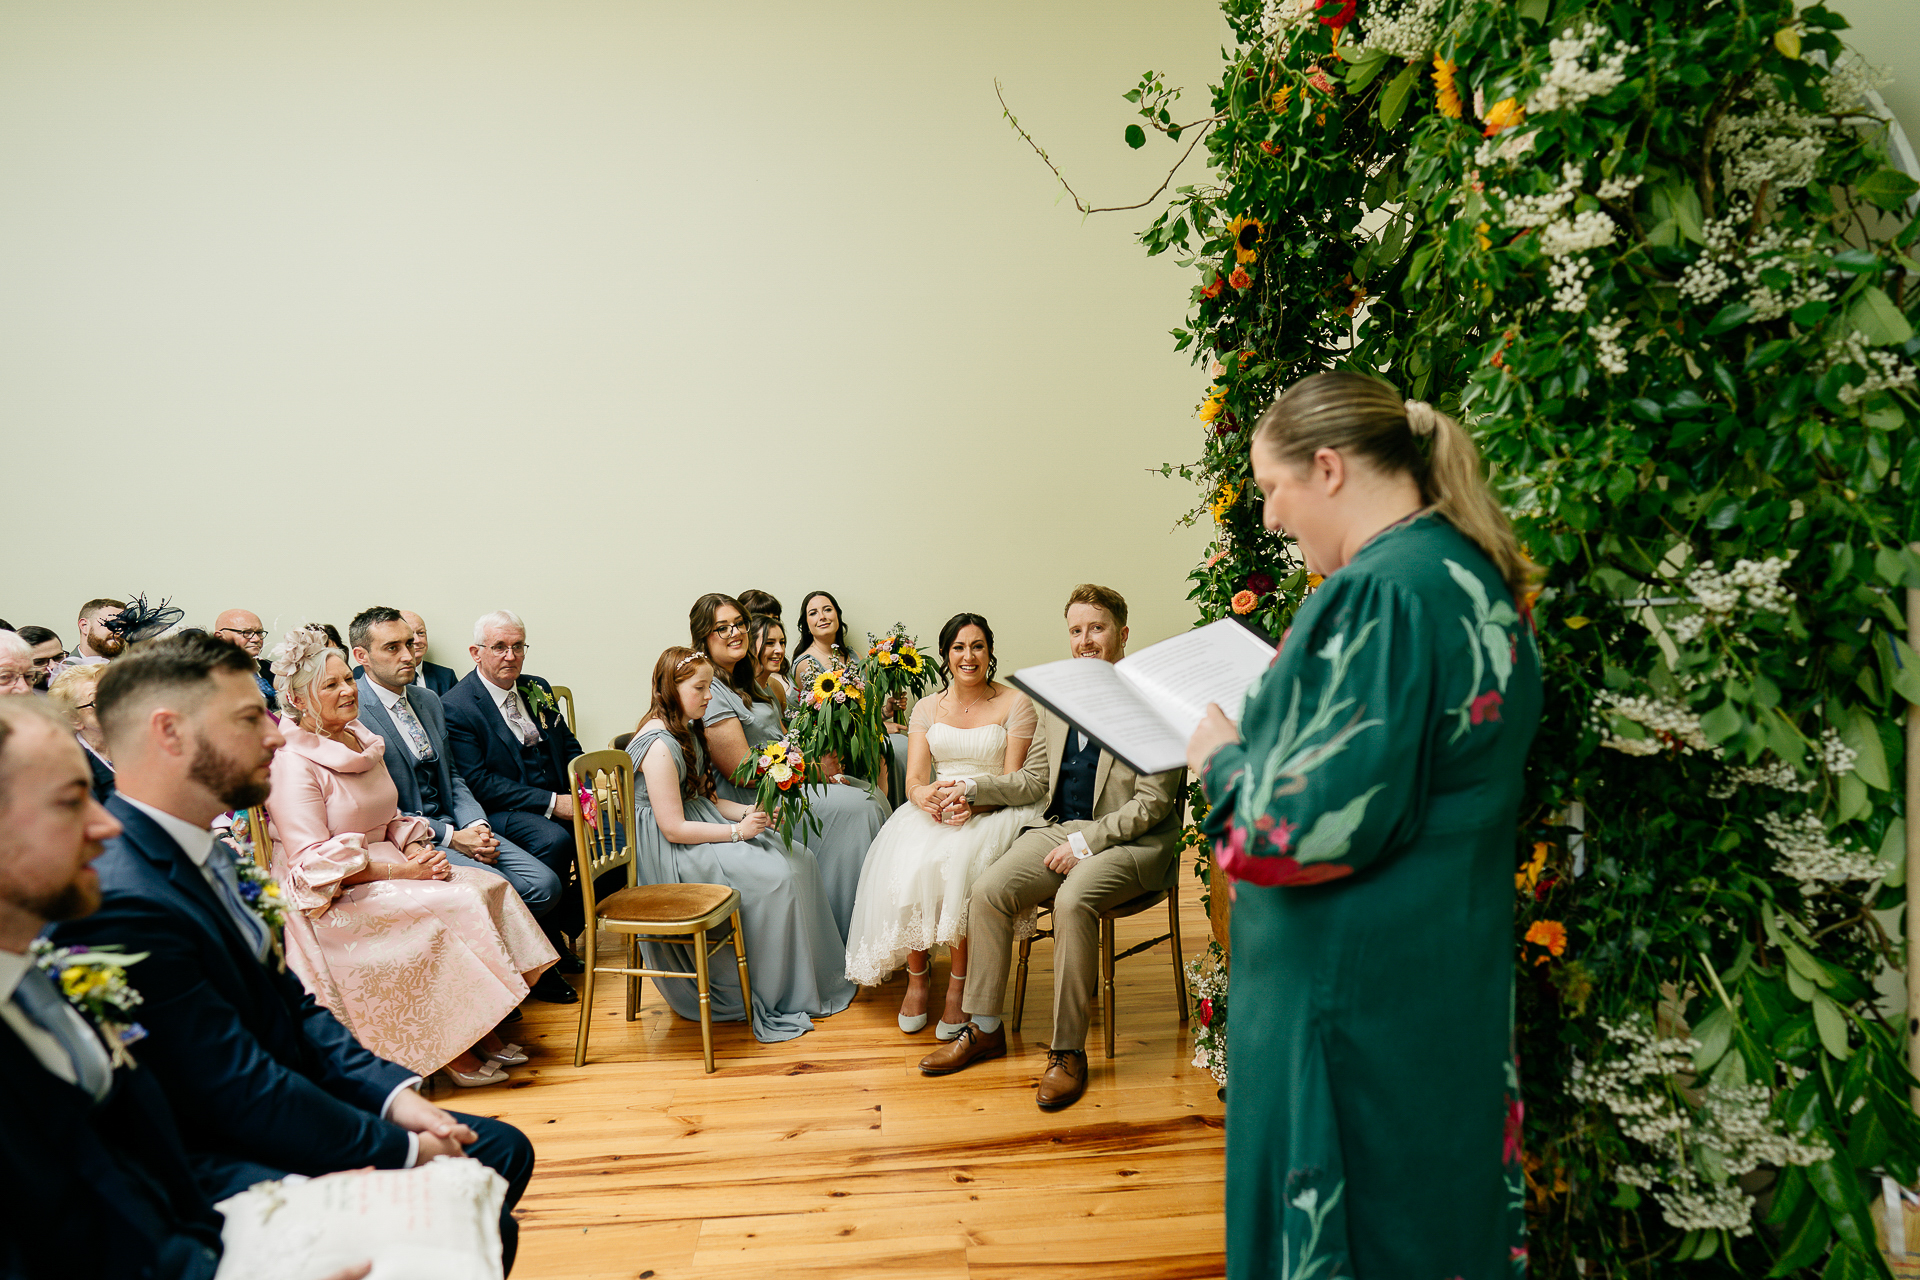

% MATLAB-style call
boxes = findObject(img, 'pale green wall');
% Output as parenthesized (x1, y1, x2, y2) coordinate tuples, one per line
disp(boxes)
(1845, 0, 1920, 148)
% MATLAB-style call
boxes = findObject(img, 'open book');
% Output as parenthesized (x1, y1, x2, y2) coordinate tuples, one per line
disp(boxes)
(1009, 617, 1277, 777)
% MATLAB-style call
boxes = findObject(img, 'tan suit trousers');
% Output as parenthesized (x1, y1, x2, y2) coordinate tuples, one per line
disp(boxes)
(962, 820, 1173, 1053)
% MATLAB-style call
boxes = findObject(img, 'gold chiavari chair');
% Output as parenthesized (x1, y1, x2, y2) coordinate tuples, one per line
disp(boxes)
(243, 806, 273, 871)
(549, 685, 576, 735)
(567, 750, 748, 1073)
(1009, 879, 1189, 1059)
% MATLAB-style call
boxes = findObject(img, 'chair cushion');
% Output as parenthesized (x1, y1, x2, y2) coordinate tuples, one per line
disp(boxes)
(596, 882, 735, 926)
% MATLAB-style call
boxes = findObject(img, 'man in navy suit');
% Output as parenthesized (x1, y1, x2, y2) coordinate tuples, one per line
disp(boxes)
(48, 633, 535, 1272)
(350, 607, 572, 1005)
(401, 610, 460, 697)
(443, 610, 589, 991)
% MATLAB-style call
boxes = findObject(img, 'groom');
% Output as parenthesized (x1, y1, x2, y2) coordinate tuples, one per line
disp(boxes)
(919, 584, 1186, 1111)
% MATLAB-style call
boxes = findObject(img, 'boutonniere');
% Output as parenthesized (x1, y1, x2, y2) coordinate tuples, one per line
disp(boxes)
(520, 681, 558, 724)
(220, 815, 289, 970)
(29, 938, 149, 1069)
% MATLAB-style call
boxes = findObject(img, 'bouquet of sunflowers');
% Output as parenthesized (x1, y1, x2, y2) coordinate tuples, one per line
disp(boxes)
(728, 732, 821, 848)
(858, 624, 933, 724)
(795, 661, 889, 786)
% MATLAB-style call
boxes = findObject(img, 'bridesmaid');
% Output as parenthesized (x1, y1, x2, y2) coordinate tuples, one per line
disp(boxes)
(791, 589, 911, 809)
(750, 614, 796, 713)
(692, 593, 887, 938)
(626, 647, 854, 1041)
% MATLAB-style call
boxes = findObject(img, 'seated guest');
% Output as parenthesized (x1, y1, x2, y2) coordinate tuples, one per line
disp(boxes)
(103, 593, 186, 654)
(212, 608, 279, 711)
(920, 585, 1184, 1111)
(68, 598, 126, 665)
(789, 590, 850, 693)
(401, 610, 459, 696)
(845, 614, 1044, 1039)
(627, 648, 854, 1040)
(750, 613, 795, 712)
(443, 610, 588, 1003)
(737, 588, 783, 621)
(350, 607, 562, 927)
(696, 593, 885, 939)
(17, 626, 65, 690)
(0, 631, 32, 696)
(48, 633, 536, 1270)
(317, 624, 348, 658)
(48, 663, 114, 801)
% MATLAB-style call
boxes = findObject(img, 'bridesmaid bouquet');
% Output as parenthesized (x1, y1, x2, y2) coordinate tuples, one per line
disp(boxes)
(859, 623, 934, 721)
(797, 662, 889, 784)
(729, 732, 821, 848)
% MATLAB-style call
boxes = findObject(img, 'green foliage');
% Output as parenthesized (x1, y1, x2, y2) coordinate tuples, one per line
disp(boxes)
(1110, 0, 1920, 1272)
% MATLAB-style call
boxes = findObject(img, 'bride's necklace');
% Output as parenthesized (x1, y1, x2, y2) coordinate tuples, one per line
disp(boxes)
(951, 686, 991, 716)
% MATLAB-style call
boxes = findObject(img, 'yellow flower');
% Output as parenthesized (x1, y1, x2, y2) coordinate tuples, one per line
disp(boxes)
(1516, 841, 1549, 893)
(1209, 479, 1246, 524)
(1474, 221, 1490, 251)
(810, 670, 843, 704)
(1433, 56, 1462, 119)
(1271, 86, 1292, 112)
(1482, 98, 1525, 137)
(1306, 572, 1324, 589)
(1228, 215, 1265, 265)
(1199, 385, 1227, 423)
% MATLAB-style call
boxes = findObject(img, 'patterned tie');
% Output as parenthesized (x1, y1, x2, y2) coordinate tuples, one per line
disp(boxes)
(14, 964, 112, 1100)
(205, 839, 272, 961)
(502, 690, 542, 747)
(388, 692, 436, 762)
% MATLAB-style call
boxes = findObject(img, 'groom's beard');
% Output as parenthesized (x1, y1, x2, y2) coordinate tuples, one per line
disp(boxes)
(189, 735, 273, 811)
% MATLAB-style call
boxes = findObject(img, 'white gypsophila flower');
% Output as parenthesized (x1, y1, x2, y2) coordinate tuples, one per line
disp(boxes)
(1474, 130, 1539, 169)
(1540, 209, 1618, 258)
(1668, 558, 1795, 640)
(1761, 811, 1881, 887)
(1263, 0, 1321, 36)
(1572, 1017, 1830, 1237)
(1347, 0, 1445, 60)
(1596, 172, 1644, 201)
(1707, 758, 1818, 798)
(1591, 312, 1629, 376)
(1717, 98, 1827, 194)
(1593, 691, 1714, 755)
(1822, 53, 1891, 116)
(1528, 22, 1638, 114)
(1487, 162, 1583, 230)
(1819, 726, 1857, 777)
(1548, 257, 1594, 313)
(1823, 330, 1920, 407)
(1675, 197, 1834, 323)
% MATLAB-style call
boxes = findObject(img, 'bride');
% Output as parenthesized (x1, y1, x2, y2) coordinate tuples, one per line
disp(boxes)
(844, 613, 1043, 1039)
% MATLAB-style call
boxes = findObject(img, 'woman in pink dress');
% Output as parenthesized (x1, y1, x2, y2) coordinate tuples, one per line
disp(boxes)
(265, 628, 557, 1085)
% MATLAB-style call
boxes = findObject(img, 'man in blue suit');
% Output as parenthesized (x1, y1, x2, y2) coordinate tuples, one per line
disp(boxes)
(349, 606, 572, 1005)
(443, 610, 590, 991)
(48, 633, 535, 1273)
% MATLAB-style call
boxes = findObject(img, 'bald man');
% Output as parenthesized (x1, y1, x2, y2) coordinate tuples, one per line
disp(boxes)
(212, 610, 277, 711)
(401, 611, 459, 697)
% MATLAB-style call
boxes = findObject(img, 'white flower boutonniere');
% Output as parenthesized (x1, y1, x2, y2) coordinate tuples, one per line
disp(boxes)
(29, 938, 149, 1069)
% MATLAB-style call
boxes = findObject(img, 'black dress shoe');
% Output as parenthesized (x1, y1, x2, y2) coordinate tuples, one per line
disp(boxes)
(529, 970, 579, 1004)
(555, 952, 585, 975)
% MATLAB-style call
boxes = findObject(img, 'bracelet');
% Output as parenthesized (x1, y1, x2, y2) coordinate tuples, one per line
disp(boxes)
(730, 823, 740, 843)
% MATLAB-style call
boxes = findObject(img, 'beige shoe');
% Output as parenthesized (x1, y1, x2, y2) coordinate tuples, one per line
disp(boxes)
(918, 1022, 1006, 1076)
(1035, 1049, 1087, 1110)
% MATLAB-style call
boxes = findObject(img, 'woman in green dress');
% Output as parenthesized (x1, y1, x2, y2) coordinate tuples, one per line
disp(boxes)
(1187, 372, 1541, 1280)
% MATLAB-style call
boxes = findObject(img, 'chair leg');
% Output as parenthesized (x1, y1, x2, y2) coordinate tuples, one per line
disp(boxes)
(1010, 935, 1032, 1033)
(694, 926, 715, 1074)
(624, 933, 639, 1023)
(729, 910, 751, 1011)
(574, 916, 596, 1068)
(1169, 890, 1190, 1022)
(1102, 917, 1116, 1060)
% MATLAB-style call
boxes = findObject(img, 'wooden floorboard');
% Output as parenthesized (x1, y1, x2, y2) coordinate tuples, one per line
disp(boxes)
(457, 887, 1226, 1278)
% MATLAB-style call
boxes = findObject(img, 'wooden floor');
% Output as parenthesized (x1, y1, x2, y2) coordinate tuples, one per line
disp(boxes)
(455, 890, 1226, 1278)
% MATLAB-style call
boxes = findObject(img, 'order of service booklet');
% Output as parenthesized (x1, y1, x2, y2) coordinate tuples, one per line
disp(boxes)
(1009, 617, 1278, 777)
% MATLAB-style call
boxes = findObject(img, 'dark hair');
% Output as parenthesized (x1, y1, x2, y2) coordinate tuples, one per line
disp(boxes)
(16, 626, 60, 648)
(348, 606, 406, 653)
(749, 615, 789, 712)
(937, 613, 997, 688)
(317, 624, 348, 655)
(1063, 584, 1128, 629)
(96, 632, 258, 750)
(636, 647, 716, 801)
(78, 598, 125, 623)
(737, 589, 783, 619)
(689, 593, 760, 708)
(794, 591, 848, 662)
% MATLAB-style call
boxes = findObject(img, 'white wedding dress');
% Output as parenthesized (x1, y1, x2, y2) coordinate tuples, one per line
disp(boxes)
(844, 691, 1044, 985)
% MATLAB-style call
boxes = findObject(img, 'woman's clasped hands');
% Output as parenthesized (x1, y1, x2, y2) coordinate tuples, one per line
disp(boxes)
(914, 779, 971, 827)
(394, 839, 453, 881)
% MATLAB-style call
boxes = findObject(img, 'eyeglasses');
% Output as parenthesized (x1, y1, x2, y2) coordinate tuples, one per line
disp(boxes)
(713, 622, 748, 637)
(218, 628, 268, 641)
(484, 642, 529, 656)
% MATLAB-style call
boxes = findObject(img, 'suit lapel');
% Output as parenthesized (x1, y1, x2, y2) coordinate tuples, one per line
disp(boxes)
(106, 800, 256, 963)
(1043, 710, 1066, 799)
(354, 682, 414, 808)
(1093, 746, 1115, 810)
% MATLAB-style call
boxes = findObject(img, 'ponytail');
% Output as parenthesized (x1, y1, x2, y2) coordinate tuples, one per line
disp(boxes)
(1252, 372, 1538, 601)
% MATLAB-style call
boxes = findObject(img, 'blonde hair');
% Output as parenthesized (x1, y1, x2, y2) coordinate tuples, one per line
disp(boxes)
(267, 627, 337, 716)
(47, 663, 103, 717)
(1252, 372, 1536, 598)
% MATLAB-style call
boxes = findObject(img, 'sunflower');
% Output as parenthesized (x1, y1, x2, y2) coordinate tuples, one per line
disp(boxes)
(1482, 98, 1524, 137)
(1199, 385, 1227, 423)
(901, 648, 925, 675)
(1228, 215, 1264, 264)
(1433, 56, 1462, 119)
(809, 669, 844, 704)
(1209, 479, 1246, 524)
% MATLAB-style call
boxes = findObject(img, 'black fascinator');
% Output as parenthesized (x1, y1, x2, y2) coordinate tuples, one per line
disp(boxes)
(107, 592, 186, 643)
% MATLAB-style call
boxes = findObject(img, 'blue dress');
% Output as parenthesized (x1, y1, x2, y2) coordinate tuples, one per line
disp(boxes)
(705, 678, 888, 939)
(625, 727, 855, 1042)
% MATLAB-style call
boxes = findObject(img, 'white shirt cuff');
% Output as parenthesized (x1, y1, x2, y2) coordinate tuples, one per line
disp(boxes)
(403, 1133, 421, 1168)
(380, 1076, 424, 1120)
(463, 820, 490, 832)
(964, 778, 977, 799)
(544, 794, 558, 820)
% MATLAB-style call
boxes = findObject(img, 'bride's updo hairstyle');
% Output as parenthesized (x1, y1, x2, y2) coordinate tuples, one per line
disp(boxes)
(638, 646, 716, 800)
(1251, 371, 1536, 600)
(268, 627, 335, 722)
(936, 613, 997, 688)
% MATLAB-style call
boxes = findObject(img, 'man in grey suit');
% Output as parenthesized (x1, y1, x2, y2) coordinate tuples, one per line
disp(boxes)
(348, 607, 563, 932)
(918, 585, 1185, 1111)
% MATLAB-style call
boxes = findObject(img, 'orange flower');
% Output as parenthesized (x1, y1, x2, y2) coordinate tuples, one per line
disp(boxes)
(1525, 920, 1567, 964)
(1229, 265, 1252, 290)
(1230, 590, 1259, 615)
(1201, 274, 1225, 300)
(1482, 98, 1525, 137)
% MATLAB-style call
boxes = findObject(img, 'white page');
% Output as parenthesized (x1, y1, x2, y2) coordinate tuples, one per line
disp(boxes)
(1011, 657, 1191, 775)
(1114, 618, 1276, 729)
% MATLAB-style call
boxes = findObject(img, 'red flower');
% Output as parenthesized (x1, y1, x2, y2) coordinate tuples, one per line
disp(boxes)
(1228, 266, 1252, 290)
(1259, 141, 1283, 157)
(1246, 571, 1274, 595)
(1201, 275, 1225, 300)
(1470, 690, 1503, 724)
(1269, 816, 1296, 853)
(1316, 0, 1356, 27)
(1218, 826, 1352, 885)
(1503, 1097, 1525, 1165)
(1199, 998, 1214, 1026)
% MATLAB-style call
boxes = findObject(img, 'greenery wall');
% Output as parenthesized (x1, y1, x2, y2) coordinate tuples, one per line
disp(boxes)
(1047, 0, 1920, 1272)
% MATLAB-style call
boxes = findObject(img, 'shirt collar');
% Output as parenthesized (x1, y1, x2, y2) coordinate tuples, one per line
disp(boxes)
(370, 680, 409, 712)
(0, 949, 28, 1004)
(122, 796, 217, 867)
(481, 677, 517, 710)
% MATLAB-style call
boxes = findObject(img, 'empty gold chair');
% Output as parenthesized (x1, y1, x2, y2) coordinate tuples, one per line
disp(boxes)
(549, 684, 577, 734)
(567, 749, 748, 1073)
(1009, 880, 1189, 1059)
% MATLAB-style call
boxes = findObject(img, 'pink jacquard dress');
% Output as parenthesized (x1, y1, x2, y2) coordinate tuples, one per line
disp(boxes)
(267, 717, 557, 1074)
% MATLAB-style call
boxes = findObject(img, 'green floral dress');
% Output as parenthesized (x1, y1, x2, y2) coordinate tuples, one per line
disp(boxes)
(1201, 511, 1540, 1280)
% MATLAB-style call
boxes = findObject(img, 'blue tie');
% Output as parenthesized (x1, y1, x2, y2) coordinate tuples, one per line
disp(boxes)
(14, 964, 112, 1100)
(205, 839, 272, 960)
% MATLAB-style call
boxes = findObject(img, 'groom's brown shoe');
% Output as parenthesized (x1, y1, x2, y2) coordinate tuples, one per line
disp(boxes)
(1036, 1049, 1088, 1110)
(919, 1022, 1006, 1075)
